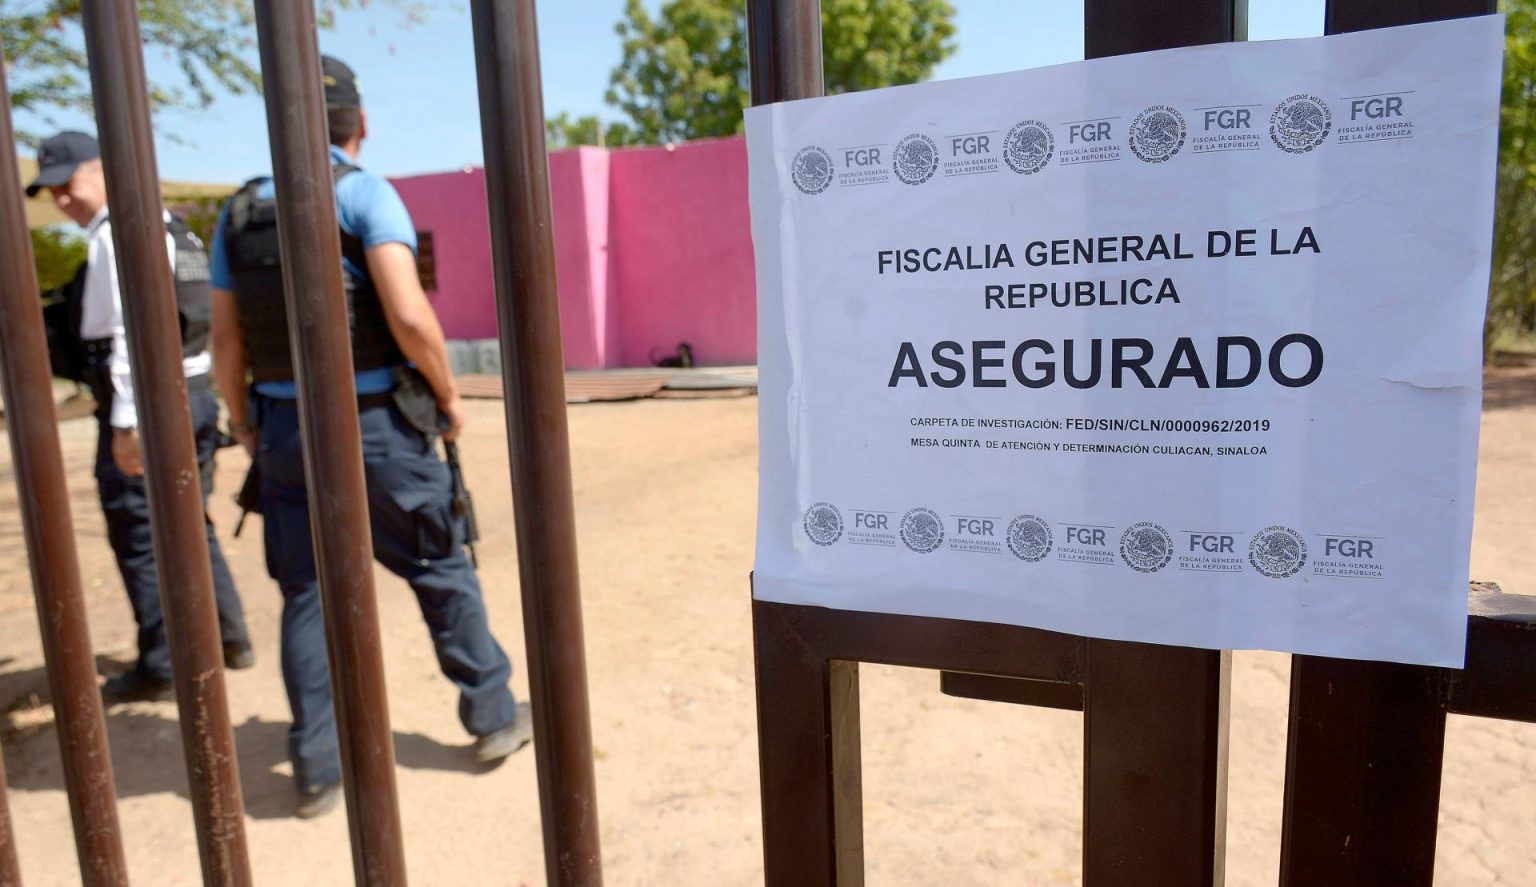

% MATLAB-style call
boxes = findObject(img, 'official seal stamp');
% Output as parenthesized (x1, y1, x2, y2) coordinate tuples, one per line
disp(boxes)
(900, 507, 945, 553)
(1003, 120, 1054, 175)
(1249, 525, 1308, 578)
(1128, 105, 1187, 163)
(892, 133, 938, 185)
(802, 502, 843, 546)
(1269, 94, 1332, 154)
(1120, 522, 1173, 573)
(790, 145, 834, 195)
(1006, 514, 1053, 562)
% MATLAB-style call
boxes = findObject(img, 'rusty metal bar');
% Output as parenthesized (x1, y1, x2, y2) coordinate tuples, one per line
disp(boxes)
(1280, 656, 1446, 886)
(1078, 4, 1237, 884)
(1083, 641, 1231, 886)
(1085, 0, 1245, 57)
(939, 673, 1083, 710)
(751, 601, 863, 887)
(1276, 10, 1497, 886)
(747, 0, 825, 106)
(77, 2, 250, 883)
(743, 5, 827, 874)
(0, 743, 20, 885)
(1325, 0, 1494, 33)
(251, 2, 407, 882)
(0, 36, 129, 887)
(467, 2, 602, 882)
(1446, 585, 1536, 722)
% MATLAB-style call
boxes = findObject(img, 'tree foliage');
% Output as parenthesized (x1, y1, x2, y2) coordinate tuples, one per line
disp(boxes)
(1, 0, 424, 144)
(569, 0, 956, 147)
(30, 225, 84, 293)
(545, 111, 642, 150)
(1490, 2, 1536, 353)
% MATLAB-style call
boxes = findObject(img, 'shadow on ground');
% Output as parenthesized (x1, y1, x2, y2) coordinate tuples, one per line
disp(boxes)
(1, 660, 498, 821)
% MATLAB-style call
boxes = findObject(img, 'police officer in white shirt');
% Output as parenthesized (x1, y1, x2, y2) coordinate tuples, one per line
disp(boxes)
(28, 131, 253, 702)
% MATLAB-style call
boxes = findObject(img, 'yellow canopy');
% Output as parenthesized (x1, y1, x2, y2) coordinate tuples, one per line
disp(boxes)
(18, 155, 235, 229)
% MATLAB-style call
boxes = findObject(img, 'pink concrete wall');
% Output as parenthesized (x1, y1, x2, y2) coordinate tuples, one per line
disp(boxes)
(389, 167, 495, 340)
(390, 135, 756, 369)
(607, 138, 756, 367)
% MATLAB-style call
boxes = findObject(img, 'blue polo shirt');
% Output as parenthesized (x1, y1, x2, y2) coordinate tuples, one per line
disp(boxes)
(209, 145, 417, 397)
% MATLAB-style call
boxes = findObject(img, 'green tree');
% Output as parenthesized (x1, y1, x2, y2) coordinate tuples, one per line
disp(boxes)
(2, 0, 425, 143)
(545, 111, 641, 150)
(1489, 1, 1536, 355)
(30, 225, 85, 293)
(582, 0, 956, 146)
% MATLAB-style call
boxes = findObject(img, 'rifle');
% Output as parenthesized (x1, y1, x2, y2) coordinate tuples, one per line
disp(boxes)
(233, 459, 262, 538)
(443, 440, 479, 568)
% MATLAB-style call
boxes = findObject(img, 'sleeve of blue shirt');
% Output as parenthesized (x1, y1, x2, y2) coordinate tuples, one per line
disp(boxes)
(208, 201, 234, 291)
(336, 171, 418, 254)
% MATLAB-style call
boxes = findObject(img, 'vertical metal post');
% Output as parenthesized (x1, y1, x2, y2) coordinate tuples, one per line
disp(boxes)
(1082, 641, 1231, 886)
(77, 2, 250, 883)
(0, 37, 129, 887)
(1079, 4, 1238, 885)
(467, 3, 602, 883)
(251, 3, 407, 883)
(0, 743, 20, 885)
(751, 602, 864, 887)
(1279, 657, 1446, 885)
(747, 0, 826, 106)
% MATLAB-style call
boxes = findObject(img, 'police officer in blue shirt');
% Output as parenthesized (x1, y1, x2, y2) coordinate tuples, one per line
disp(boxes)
(208, 56, 530, 819)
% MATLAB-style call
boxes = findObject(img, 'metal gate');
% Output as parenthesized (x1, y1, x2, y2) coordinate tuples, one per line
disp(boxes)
(745, 1, 1533, 885)
(0, 1, 600, 884)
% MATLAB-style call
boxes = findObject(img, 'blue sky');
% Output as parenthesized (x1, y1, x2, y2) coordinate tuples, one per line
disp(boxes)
(16, 1, 1325, 182)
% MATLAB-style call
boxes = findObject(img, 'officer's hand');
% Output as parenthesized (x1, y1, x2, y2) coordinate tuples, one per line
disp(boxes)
(111, 428, 144, 477)
(439, 395, 467, 442)
(235, 428, 257, 459)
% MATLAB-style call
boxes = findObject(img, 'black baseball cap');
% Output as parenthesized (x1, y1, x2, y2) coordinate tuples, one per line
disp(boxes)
(26, 131, 99, 196)
(322, 55, 362, 108)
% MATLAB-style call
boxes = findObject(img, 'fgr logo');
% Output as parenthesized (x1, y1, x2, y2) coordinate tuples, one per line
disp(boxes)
(899, 507, 944, 553)
(1120, 522, 1173, 573)
(1128, 105, 1187, 163)
(1270, 95, 1332, 154)
(892, 133, 938, 185)
(802, 502, 843, 546)
(1350, 94, 1405, 120)
(790, 146, 834, 194)
(1249, 526, 1308, 578)
(1006, 514, 1053, 562)
(1003, 120, 1054, 175)
(1203, 107, 1253, 131)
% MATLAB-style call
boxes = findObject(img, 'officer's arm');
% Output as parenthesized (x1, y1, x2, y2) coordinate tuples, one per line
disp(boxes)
(211, 287, 253, 452)
(367, 241, 465, 440)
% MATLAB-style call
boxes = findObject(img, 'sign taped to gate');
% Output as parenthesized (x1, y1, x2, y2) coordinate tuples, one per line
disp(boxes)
(746, 17, 1504, 667)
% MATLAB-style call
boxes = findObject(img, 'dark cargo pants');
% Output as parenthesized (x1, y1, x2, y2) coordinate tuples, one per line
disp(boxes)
(255, 394, 517, 792)
(92, 378, 250, 681)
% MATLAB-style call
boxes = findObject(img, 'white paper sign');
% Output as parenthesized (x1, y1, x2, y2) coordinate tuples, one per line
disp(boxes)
(747, 17, 1505, 667)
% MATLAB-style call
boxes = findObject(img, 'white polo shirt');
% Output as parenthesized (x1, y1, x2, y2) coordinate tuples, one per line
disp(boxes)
(80, 207, 213, 430)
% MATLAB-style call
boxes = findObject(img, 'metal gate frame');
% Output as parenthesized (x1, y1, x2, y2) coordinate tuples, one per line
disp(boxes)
(746, 1, 1514, 885)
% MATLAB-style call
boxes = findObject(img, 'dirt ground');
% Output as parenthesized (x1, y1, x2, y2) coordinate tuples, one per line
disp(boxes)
(1, 370, 1533, 886)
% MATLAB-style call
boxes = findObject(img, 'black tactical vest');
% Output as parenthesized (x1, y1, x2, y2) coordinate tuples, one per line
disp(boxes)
(168, 216, 212, 357)
(222, 164, 404, 383)
(42, 214, 210, 382)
